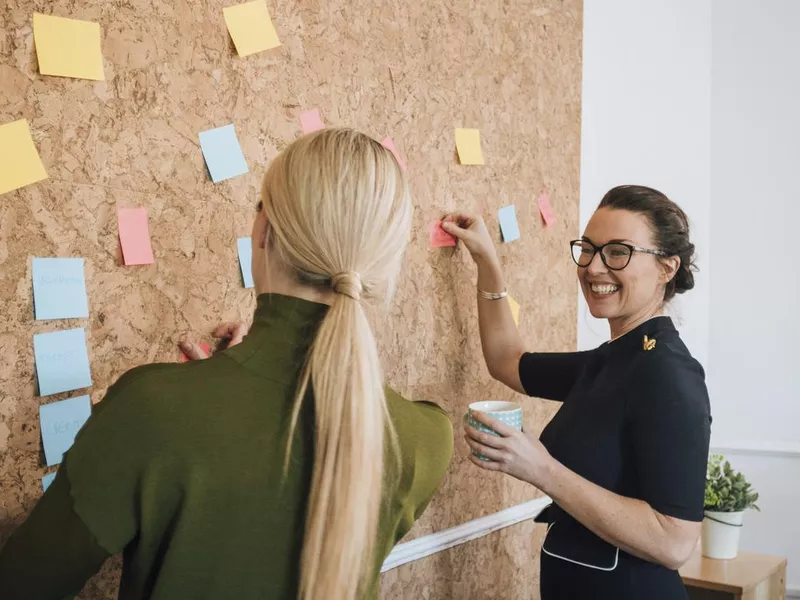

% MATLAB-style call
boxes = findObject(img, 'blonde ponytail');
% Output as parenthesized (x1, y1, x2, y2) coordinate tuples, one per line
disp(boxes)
(260, 129, 412, 600)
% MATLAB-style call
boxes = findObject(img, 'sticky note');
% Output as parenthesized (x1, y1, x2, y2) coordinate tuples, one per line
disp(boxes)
(300, 109, 324, 134)
(381, 137, 407, 172)
(237, 237, 255, 288)
(32, 258, 89, 320)
(32, 13, 104, 81)
(223, 0, 281, 57)
(180, 342, 212, 362)
(42, 472, 56, 492)
(508, 295, 520, 327)
(454, 128, 484, 165)
(199, 124, 249, 183)
(498, 205, 520, 243)
(39, 395, 91, 466)
(118, 207, 155, 265)
(0, 119, 48, 196)
(538, 191, 556, 226)
(429, 220, 456, 248)
(33, 328, 92, 397)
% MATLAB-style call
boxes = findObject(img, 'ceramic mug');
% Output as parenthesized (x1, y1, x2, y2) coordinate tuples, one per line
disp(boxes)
(466, 400, 523, 461)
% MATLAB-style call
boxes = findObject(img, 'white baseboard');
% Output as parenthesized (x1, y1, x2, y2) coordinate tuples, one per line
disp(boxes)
(788, 585, 800, 599)
(381, 496, 551, 572)
(710, 440, 800, 458)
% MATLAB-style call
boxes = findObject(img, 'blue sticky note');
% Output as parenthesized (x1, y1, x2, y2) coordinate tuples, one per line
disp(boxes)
(237, 237, 254, 289)
(39, 395, 91, 467)
(498, 205, 520, 243)
(33, 328, 92, 396)
(32, 257, 89, 320)
(199, 124, 249, 183)
(42, 472, 56, 491)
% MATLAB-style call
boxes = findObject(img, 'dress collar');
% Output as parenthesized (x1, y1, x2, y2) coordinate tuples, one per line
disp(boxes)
(603, 316, 677, 355)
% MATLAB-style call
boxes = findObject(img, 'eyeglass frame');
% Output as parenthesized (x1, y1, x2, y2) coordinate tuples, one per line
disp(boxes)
(569, 239, 667, 271)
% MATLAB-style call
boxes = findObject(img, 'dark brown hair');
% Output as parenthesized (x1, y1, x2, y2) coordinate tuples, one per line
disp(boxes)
(598, 185, 697, 301)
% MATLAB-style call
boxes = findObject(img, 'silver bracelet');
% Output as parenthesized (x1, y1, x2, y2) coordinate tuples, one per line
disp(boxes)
(477, 287, 508, 301)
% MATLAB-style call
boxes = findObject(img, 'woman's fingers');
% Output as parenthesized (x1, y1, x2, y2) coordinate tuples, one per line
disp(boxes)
(470, 411, 519, 438)
(464, 424, 505, 449)
(179, 340, 209, 360)
(468, 454, 504, 471)
(465, 437, 507, 462)
(213, 321, 249, 347)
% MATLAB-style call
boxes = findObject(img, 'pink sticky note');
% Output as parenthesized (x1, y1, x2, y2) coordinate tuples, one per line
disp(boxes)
(300, 108, 324, 134)
(180, 342, 211, 362)
(118, 207, 155, 265)
(538, 192, 556, 226)
(381, 136, 407, 172)
(429, 220, 456, 248)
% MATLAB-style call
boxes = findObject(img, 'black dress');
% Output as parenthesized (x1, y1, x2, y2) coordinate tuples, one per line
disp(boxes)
(520, 317, 711, 600)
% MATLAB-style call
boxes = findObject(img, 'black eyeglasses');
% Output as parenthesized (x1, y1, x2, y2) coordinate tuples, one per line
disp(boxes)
(570, 239, 666, 271)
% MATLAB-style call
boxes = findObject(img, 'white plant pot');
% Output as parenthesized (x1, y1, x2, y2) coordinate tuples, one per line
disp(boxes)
(702, 510, 744, 559)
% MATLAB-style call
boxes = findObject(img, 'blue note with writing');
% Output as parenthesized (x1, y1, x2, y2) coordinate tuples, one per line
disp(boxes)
(33, 328, 92, 396)
(39, 395, 91, 466)
(199, 124, 249, 183)
(32, 257, 89, 320)
(498, 205, 520, 243)
(42, 472, 56, 491)
(237, 237, 255, 289)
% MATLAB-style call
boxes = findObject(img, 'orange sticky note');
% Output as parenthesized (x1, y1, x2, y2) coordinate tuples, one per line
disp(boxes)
(381, 137, 407, 172)
(223, 0, 281, 57)
(538, 192, 556, 226)
(454, 128, 484, 165)
(118, 207, 155, 265)
(0, 119, 48, 195)
(300, 109, 324, 134)
(180, 342, 211, 362)
(508, 295, 520, 327)
(429, 220, 456, 248)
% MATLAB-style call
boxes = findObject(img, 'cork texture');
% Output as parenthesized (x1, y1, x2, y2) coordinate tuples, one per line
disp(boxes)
(0, 0, 582, 598)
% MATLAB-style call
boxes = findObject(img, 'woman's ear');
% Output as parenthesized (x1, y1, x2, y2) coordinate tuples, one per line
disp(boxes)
(660, 255, 681, 283)
(254, 210, 270, 250)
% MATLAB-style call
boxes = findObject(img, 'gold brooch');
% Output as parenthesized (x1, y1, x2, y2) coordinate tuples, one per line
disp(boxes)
(643, 335, 656, 351)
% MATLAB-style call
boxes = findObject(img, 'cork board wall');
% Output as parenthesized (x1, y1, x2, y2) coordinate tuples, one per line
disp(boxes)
(0, 0, 582, 598)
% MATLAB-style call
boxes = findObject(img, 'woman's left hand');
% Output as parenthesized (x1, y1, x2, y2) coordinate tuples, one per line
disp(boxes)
(464, 410, 557, 490)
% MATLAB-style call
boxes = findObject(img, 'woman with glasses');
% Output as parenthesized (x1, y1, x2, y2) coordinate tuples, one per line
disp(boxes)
(442, 185, 710, 600)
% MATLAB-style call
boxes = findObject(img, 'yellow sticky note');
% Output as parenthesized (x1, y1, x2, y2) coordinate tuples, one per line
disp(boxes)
(508, 295, 520, 327)
(33, 13, 104, 81)
(0, 120, 48, 196)
(455, 128, 484, 165)
(223, 0, 281, 57)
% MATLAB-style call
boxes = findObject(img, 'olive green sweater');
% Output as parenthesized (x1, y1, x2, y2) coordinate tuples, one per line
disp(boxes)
(0, 294, 453, 599)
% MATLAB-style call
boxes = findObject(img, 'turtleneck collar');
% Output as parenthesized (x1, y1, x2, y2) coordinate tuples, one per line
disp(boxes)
(223, 293, 329, 383)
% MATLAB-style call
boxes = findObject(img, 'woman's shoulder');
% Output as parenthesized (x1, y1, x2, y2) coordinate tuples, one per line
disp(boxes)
(385, 388, 453, 436)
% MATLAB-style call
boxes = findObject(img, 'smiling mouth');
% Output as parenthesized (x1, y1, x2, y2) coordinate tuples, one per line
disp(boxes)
(590, 283, 620, 295)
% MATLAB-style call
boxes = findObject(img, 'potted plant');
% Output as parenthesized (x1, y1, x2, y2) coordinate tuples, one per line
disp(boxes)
(702, 454, 760, 559)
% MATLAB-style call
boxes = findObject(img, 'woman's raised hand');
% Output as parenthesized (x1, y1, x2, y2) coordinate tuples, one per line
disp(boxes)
(442, 212, 498, 265)
(179, 321, 249, 360)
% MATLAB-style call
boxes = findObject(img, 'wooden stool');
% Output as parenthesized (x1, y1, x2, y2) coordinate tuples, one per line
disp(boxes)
(680, 551, 787, 600)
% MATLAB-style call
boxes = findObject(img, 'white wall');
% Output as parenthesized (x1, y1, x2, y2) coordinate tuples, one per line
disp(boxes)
(709, 0, 800, 592)
(582, 0, 799, 594)
(579, 0, 712, 365)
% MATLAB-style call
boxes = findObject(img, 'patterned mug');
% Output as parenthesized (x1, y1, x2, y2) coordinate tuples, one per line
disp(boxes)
(466, 401, 523, 461)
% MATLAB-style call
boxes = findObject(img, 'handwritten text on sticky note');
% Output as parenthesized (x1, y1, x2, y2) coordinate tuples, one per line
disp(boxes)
(39, 395, 91, 466)
(33, 13, 104, 81)
(118, 207, 155, 265)
(381, 137, 407, 172)
(455, 128, 484, 165)
(32, 258, 89, 320)
(0, 119, 48, 196)
(538, 191, 556, 226)
(237, 237, 255, 288)
(429, 221, 457, 248)
(498, 205, 520, 243)
(33, 328, 93, 396)
(300, 109, 324, 134)
(223, 0, 281, 57)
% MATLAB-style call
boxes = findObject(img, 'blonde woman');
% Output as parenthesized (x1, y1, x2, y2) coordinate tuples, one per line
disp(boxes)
(0, 129, 454, 600)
